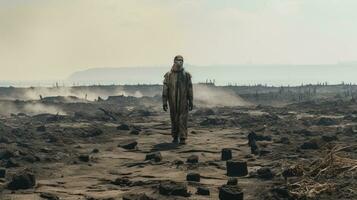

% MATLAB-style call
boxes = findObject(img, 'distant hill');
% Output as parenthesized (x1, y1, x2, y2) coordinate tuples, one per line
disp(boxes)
(68, 64, 357, 86)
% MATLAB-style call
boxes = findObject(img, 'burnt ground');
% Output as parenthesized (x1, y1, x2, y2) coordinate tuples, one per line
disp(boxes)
(0, 85, 356, 200)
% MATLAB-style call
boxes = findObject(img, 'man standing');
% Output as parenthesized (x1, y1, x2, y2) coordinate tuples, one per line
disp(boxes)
(162, 55, 193, 144)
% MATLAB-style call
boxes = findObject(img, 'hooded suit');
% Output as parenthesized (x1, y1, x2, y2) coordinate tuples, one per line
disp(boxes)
(162, 64, 193, 139)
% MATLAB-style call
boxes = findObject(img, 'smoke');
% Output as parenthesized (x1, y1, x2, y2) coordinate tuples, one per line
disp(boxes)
(0, 101, 66, 116)
(194, 85, 251, 107)
(16, 86, 144, 101)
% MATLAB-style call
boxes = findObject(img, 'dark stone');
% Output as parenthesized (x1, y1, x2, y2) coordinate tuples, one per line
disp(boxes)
(259, 148, 271, 156)
(91, 148, 99, 153)
(186, 172, 200, 182)
(87, 128, 103, 137)
(221, 148, 232, 161)
(186, 155, 199, 164)
(122, 193, 154, 200)
(7, 171, 36, 190)
(119, 140, 138, 150)
(300, 140, 319, 149)
(23, 155, 39, 163)
(282, 166, 304, 179)
(159, 181, 188, 197)
(173, 159, 184, 165)
(278, 137, 290, 144)
(0, 150, 14, 160)
(40, 192, 60, 200)
(227, 177, 238, 185)
(37, 125, 46, 132)
(129, 129, 140, 135)
(0, 136, 10, 144)
(321, 134, 338, 142)
(257, 167, 275, 179)
(0, 168, 6, 178)
(79, 154, 90, 162)
(248, 131, 271, 142)
(111, 177, 131, 186)
(117, 124, 130, 130)
(219, 184, 243, 200)
(317, 117, 337, 126)
(145, 152, 162, 162)
(5, 158, 20, 168)
(226, 160, 248, 177)
(271, 186, 291, 198)
(196, 186, 210, 196)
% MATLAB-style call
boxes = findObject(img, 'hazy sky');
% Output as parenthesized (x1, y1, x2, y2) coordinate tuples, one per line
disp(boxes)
(1, 0, 357, 81)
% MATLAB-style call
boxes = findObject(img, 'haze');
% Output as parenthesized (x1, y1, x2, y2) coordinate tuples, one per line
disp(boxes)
(1, 0, 357, 81)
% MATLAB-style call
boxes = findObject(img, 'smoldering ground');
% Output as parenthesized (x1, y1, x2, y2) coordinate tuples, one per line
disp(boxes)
(0, 101, 66, 116)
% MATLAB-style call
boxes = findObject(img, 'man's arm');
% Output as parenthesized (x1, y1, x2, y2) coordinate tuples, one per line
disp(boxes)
(162, 73, 169, 111)
(187, 73, 193, 111)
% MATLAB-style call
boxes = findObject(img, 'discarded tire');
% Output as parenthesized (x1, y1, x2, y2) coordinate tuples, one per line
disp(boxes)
(226, 160, 248, 177)
(221, 148, 232, 161)
(145, 152, 162, 162)
(186, 172, 200, 182)
(159, 181, 188, 197)
(219, 184, 243, 200)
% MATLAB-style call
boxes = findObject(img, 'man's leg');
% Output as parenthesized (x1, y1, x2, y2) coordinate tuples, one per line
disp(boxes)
(179, 113, 188, 144)
(171, 114, 179, 143)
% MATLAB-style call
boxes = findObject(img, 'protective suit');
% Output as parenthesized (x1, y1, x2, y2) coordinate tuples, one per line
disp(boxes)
(162, 55, 193, 143)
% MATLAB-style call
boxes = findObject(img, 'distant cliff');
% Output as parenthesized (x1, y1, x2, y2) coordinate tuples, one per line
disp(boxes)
(67, 64, 357, 86)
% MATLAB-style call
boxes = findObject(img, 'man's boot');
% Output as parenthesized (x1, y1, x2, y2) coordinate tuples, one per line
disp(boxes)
(172, 137, 179, 144)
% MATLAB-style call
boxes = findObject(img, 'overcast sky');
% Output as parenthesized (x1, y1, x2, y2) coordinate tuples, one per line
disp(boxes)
(1, 0, 357, 81)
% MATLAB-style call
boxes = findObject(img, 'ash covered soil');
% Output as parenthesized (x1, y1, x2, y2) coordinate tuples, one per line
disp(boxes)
(0, 86, 356, 200)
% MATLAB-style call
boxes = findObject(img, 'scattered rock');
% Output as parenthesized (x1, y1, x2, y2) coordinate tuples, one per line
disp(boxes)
(129, 129, 140, 135)
(186, 172, 200, 182)
(226, 160, 248, 177)
(321, 134, 338, 142)
(277, 137, 290, 144)
(119, 140, 138, 150)
(0, 168, 6, 178)
(5, 158, 20, 168)
(300, 140, 319, 149)
(227, 177, 238, 185)
(145, 152, 162, 162)
(91, 148, 99, 153)
(248, 131, 271, 141)
(7, 171, 36, 190)
(257, 167, 275, 179)
(122, 193, 154, 200)
(0, 150, 15, 160)
(0, 136, 10, 144)
(196, 186, 210, 196)
(271, 186, 291, 199)
(173, 159, 184, 165)
(111, 177, 131, 186)
(259, 148, 271, 156)
(221, 148, 232, 161)
(86, 127, 103, 137)
(317, 117, 337, 126)
(282, 165, 304, 180)
(186, 155, 199, 164)
(159, 181, 188, 197)
(219, 184, 244, 200)
(79, 154, 90, 162)
(117, 124, 130, 130)
(40, 192, 60, 200)
(36, 125, 46, 132)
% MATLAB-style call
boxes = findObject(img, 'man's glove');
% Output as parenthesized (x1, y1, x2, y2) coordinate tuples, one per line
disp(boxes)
(163, 104, 168, 112)
(189, 101, 193, 111)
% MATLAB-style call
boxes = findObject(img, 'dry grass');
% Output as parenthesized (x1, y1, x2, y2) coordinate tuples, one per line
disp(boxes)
(288, 145, 357, 199)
